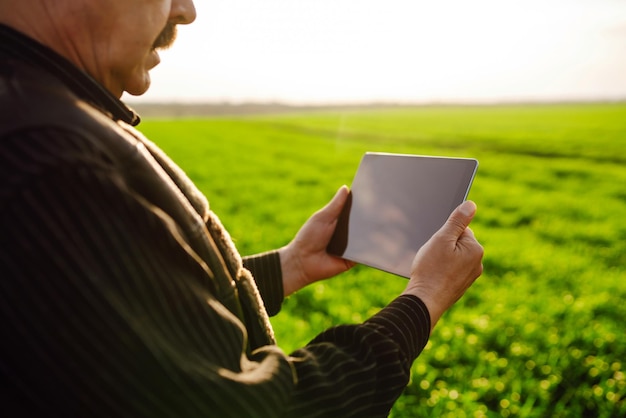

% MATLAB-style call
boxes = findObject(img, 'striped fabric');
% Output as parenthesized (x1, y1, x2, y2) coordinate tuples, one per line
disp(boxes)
(0, 23, 432, 417)
(242, 252, 284, 316)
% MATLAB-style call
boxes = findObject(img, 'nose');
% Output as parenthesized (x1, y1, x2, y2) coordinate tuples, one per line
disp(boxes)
(171, 0, 197, 25)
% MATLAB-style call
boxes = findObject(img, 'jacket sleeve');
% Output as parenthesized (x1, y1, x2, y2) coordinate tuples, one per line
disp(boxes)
(0, 131, 430, 418)
(242, 251, 284, 316)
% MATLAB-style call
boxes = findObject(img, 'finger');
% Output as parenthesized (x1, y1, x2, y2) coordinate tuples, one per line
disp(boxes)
(462, 226, 476, 239)
(330, 256, 356, 273)
(439, 200, 477, 240)
(318, 185, 350, 220)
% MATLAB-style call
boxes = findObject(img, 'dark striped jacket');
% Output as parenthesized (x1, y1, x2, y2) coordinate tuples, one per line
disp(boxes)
(0, 23, 430, 417)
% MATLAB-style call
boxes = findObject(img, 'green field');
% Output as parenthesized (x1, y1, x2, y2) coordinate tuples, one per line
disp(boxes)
(138, 103, 626, 417)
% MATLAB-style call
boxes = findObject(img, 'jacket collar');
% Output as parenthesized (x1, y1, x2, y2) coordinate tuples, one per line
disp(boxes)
(0, 23, 140, 126)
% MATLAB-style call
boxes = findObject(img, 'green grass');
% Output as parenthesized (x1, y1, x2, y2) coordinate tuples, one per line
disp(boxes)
(138, 103, 626, 417)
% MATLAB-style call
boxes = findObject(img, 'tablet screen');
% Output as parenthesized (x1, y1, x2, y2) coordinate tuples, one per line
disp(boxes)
(328, 152, 478, 278)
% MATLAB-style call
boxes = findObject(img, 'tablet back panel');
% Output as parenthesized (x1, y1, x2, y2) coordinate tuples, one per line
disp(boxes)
(328, 152, 478, 278)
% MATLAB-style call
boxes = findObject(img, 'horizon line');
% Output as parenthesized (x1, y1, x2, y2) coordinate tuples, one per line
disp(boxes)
(128, 97, 626, 117)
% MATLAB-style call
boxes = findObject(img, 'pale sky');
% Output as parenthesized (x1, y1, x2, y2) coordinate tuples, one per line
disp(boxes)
(126, 0, 626, 104)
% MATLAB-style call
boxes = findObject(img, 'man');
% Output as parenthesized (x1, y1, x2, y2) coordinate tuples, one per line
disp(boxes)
(0, 0, 484, 416)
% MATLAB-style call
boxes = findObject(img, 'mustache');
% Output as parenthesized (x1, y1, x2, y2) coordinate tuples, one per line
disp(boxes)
(153, 23, 178, 50)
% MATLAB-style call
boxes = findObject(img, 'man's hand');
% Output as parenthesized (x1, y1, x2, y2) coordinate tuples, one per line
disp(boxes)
(403, 200, 484, 331)
(279, 186, 355, 296)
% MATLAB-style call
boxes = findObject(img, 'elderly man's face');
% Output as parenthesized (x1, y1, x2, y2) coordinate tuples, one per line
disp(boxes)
(96, 0, 196, 97)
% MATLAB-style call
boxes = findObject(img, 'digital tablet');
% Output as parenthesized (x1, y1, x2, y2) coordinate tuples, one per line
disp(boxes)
(327, 152, 478, 278)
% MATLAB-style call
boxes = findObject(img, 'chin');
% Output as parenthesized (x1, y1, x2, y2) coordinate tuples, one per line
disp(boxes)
(124, 74, 152, 97)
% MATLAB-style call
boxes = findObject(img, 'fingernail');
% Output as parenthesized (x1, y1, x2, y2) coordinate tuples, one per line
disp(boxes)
(460, 201, 476, 216)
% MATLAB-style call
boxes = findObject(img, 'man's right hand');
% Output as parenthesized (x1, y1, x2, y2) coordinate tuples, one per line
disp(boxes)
(402, 200, 484, 331)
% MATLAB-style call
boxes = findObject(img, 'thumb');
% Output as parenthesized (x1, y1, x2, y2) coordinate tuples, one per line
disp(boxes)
(318, 185, 350, 221)
(439, 200, 477, 240)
